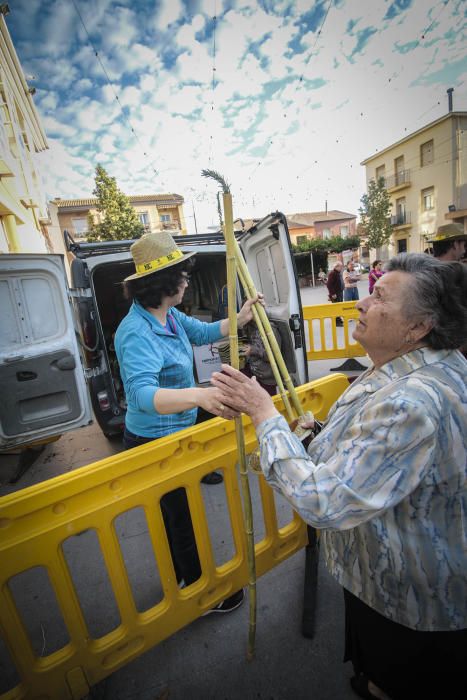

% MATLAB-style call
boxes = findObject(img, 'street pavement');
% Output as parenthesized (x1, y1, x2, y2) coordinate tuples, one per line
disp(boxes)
(0, 281, 371, 700)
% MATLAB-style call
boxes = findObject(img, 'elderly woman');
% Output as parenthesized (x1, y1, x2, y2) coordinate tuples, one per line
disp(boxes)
(211, 254, 467, 698)
(115, 231, 260, 614)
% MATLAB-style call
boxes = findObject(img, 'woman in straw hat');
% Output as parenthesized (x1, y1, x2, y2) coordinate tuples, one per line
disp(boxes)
(115, 231, 261, 612)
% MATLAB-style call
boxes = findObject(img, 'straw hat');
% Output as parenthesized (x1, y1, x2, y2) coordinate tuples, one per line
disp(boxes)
(124, 231, 196, 281)
(427, 223, 467, 243)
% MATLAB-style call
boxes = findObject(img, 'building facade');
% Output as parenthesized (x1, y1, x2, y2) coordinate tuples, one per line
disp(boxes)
(361, 109, 467, 256)
(286, 210, 357, 245)
(0, 11, 50, 254)
(49, 193, 187, 241)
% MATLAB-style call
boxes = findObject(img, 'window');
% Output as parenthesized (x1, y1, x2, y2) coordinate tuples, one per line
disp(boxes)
(296, 235, 308, 245)
(396, 197, 406, 224)
(340, 225, 349, 239)
(71, 218, 88, 237)
(160, 214, 171, 223)
(397, 238, 407, 253)
(138, 211, 149, 226)
(394, 155, 404, 185)
(322, 228, 331, 240)
(422, 187, 434, 211)
(420, 140, 434, 166)
(375, 165, 385, 184)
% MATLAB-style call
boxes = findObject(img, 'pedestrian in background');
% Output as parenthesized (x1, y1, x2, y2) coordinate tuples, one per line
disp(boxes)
(368, 260, 384, 294)
(326, 261, 345, 326)
(343, 261, 361, 301)
(428, 222, 467, 261)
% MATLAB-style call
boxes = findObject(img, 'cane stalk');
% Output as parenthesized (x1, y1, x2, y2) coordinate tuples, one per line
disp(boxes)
(231, 236, 305, 418)
(202, 168, 257, 660)
(236, 264, 294, 421)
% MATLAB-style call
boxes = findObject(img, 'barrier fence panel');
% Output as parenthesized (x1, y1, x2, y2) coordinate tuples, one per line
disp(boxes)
(302, 302, 366, 361)
(0, 375, 348, 700)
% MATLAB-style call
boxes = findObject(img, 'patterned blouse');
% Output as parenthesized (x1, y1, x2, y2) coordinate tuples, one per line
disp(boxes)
(257, 348, 467, 631)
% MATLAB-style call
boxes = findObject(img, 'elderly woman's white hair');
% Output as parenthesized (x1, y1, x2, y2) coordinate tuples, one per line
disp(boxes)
(385, 253, 467, 349)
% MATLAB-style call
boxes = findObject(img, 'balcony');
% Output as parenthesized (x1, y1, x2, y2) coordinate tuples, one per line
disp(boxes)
(385, 169, 411, 192)
(390, 211, 411, 228)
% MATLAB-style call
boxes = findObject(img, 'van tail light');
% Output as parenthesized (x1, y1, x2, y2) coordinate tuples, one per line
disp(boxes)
(97, 391, 111, 411)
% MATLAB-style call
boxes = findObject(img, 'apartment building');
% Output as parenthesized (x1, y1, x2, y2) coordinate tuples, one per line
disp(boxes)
(49, 193, 187, 241)
(361, 101, 467, 256)
(0, 10, 50, 254)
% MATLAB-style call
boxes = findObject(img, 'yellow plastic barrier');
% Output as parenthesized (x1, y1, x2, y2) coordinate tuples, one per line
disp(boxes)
(0, 375, 348, 700)
(302, 302, 366, 361)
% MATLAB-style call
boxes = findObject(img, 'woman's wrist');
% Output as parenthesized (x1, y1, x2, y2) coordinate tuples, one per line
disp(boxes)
(237, 312, 246, 329)
(249, 403, 280, 428)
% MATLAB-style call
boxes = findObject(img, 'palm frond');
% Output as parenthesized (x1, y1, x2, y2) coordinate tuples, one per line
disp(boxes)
(201, 168, 230, 193)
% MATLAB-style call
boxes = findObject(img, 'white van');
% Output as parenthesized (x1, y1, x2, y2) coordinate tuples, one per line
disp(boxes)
(0, 213, 308, 448)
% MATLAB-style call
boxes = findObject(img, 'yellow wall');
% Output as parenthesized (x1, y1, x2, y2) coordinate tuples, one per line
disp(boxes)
(289, 225, 315, 244)
(55, 201, 188, 240)
(363, 113, 467, 255)
(0, 16, 49, 254)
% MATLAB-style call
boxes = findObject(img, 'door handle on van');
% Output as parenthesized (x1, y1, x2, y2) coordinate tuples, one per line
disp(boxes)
(17, 370, 37, 381)
(4, 355, 25, 363)
(55, 355, 76, 371)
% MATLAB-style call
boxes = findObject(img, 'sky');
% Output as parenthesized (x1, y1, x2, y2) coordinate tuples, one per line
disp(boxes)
(6, 0, 467, 234)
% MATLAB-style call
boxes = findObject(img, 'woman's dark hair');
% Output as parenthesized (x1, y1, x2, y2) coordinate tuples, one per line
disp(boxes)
(123, 257, 195, 309)
(371, 259, 381, 269)
(386, 253, 467, 349)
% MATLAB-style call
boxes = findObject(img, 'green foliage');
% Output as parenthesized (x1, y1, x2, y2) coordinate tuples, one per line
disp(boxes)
(358, 177, 392, 250)
(86, 165, 145, 242)
(292, 235, 361, 254)
(292, 235, 360, 277)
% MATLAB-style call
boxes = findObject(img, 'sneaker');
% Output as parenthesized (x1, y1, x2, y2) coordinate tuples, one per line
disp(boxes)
(203, 589, 245, 615)
(201, 471, 223, 485)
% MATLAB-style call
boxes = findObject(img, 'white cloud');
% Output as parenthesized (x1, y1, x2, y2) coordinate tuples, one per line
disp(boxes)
(37, 91, 59, 112)
(75, 78, 93, 92)
(41, 115, 77, 139)
(154, 0, 184, 31)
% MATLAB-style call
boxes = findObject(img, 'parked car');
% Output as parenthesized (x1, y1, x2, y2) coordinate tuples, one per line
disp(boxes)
(0, 213, 309, 447)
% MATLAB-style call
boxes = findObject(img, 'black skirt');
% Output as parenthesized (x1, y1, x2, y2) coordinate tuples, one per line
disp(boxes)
(343, 588, 467, 699)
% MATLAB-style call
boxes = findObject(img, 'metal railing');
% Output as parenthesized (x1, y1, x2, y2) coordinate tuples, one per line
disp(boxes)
(390, 211, 411, 226)
(385, 169, 411, 189)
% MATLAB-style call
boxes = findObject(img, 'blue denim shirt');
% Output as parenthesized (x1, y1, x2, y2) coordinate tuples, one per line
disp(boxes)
(257, 348, 467, 631)
(115, 302, 223, 437)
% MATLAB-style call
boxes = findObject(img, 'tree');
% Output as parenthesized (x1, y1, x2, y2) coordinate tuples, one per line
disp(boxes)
(358, 177, 392, 250)
(86, 165, 145, 241)
(292, 235, 361, 275)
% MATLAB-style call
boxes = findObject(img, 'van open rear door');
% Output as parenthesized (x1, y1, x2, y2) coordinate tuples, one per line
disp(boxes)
(0, 254, 93, 449)
(239, 212, 308, 386)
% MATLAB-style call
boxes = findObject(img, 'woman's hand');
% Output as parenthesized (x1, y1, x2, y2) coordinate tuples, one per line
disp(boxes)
(237, 294, 265, 328)
(211, 364, 279, 427)
(197, 387, 239, 420)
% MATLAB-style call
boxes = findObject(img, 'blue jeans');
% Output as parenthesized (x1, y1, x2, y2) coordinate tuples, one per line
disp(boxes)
(123, 428, 201, 585)
(343, 287, 359, 301)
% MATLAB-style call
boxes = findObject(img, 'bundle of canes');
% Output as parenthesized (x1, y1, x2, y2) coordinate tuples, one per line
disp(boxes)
(202, 168, 257, 659)
(202, 170, 314, 658)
